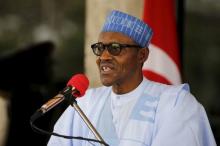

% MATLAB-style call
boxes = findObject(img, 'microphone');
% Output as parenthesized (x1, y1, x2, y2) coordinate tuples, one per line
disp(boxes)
(31, 74, 89, 121)
(30, 74, 108, 146)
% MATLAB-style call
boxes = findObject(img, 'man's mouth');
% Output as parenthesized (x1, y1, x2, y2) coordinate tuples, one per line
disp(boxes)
(100, 63, 114, 74)
(102, 66, 111, 72)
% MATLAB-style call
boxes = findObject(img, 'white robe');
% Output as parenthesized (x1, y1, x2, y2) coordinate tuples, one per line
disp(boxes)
(47, 78, 216, 146)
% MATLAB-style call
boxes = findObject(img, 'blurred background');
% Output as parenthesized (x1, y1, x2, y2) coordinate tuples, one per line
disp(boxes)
(0, 0, 219, 146)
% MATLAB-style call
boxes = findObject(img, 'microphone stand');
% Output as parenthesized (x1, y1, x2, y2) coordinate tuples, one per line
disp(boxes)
(67, 95, 107, 146)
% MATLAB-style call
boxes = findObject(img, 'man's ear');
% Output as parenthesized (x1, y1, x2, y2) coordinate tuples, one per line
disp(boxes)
(138, 48, 149, 64)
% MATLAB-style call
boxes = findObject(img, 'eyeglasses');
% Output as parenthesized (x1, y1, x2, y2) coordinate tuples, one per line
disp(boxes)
(91, 42, 141, 56)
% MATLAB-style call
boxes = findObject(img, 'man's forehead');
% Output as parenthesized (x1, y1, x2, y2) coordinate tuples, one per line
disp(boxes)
(98, 32, 135, 44)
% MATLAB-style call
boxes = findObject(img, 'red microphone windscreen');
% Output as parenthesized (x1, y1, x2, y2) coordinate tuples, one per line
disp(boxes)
(67, 74, 89, 97)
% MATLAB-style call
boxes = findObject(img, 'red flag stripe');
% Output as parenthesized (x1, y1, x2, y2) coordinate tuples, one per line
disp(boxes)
(142, 0, 181, 84)
(143, 0, 180, 69)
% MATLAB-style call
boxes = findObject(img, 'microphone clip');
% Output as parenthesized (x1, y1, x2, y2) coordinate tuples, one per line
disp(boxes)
(61, 86, 78, 106)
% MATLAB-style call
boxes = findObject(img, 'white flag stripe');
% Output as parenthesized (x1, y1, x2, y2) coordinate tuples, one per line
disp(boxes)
(143, 44, 181, 84)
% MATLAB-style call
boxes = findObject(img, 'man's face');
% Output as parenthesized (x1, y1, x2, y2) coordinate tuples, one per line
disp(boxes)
(95, 32, 144, 89)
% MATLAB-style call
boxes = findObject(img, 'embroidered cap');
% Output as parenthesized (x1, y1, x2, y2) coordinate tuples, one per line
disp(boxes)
(102, 10, 153, 48)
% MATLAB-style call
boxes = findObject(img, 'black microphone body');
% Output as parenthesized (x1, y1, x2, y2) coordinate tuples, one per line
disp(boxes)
(31, 86, 77, 121)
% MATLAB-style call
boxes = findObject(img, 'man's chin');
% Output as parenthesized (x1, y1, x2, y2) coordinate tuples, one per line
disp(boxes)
(100, 78, 113, 87)
(101, 81, 113, 87)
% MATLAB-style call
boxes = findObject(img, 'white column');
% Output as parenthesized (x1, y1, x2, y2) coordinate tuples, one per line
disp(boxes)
(0, 95, 8, 146)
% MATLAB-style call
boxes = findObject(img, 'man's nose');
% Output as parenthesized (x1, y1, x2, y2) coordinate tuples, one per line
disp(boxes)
(100, 49, 112, 60)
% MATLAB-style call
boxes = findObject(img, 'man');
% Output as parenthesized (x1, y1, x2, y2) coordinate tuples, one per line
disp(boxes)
(47, 10, 216, 146)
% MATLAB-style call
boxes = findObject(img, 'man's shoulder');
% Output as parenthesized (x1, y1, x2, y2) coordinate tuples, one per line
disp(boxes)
(157, 82, 196, 109)
(151, 81, 203, 123)
(144, 79, 201, 116)
(144, 78, 190, 98)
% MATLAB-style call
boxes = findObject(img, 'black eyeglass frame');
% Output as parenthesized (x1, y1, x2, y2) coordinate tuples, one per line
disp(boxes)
(91, 42, 141, 56)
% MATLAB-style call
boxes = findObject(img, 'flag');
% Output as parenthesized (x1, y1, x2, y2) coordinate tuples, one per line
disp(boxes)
(142, 0, 182, 85)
